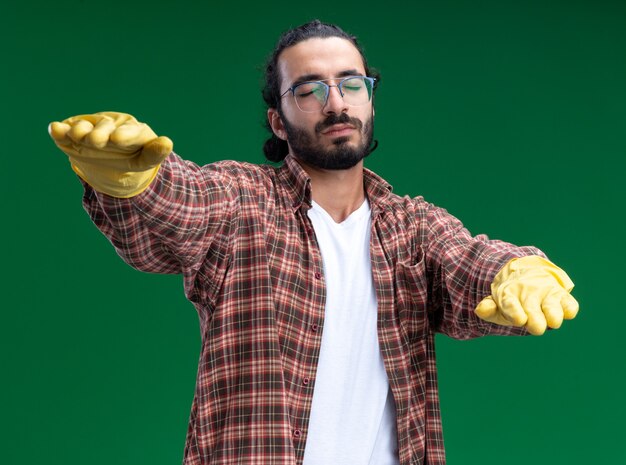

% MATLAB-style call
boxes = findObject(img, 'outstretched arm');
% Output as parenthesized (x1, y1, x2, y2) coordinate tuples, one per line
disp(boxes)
(48, 111, 237, 281)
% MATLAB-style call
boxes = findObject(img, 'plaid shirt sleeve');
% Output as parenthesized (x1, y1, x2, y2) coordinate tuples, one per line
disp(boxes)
(416, 197, 546, 339)
(80, 152, 249, 321)
(81, 152, 237, 272)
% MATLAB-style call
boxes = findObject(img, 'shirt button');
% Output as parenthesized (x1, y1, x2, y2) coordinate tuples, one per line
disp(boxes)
(311, 324, 318, 332)
(293, 429, 302, 438)
(314, 272, 322, 280)
(302, 377, 310, 385)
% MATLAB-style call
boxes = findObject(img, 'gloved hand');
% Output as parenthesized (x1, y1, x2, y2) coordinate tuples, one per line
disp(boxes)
(48, 111, 173, 198)
(475, 255, 579, 335)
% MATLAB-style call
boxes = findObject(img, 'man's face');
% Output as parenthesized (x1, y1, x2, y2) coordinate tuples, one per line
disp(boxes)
(272, 37, 374, 170)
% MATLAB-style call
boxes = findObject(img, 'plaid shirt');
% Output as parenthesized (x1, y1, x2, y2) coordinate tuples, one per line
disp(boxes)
(82, 153, 543, 465)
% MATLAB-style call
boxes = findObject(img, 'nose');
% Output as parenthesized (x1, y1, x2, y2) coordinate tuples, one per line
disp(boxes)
(323, 85, 348, 115)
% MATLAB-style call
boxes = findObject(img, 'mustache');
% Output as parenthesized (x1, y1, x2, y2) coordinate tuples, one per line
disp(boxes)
(315, 113, 363, 133)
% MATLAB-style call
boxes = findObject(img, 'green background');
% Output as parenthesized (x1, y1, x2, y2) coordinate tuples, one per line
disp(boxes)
(2, 0, 625, 463)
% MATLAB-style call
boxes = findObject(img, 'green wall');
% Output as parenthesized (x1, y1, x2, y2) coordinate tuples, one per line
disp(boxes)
(2, 0, 624, 463)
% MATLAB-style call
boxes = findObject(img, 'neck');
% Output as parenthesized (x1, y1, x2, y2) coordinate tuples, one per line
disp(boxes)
(296, 158, 366, 223)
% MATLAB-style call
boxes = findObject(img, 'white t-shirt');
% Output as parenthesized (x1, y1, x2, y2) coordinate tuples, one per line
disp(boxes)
(303, 199, 400, 465)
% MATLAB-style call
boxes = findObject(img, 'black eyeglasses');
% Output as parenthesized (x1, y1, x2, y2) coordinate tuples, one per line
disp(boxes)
(280, 76, 376, 113)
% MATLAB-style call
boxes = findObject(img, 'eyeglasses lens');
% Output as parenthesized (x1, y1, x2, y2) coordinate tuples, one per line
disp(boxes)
(294, 77, 373, 112)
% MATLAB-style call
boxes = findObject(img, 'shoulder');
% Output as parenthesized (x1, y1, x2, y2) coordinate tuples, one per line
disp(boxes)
(363, 167, 442, 222)
(186, 158, 281, 191)
(198, 158, 277, 178)
(377, 193, 468, 247)
(379, 192, 445, 224)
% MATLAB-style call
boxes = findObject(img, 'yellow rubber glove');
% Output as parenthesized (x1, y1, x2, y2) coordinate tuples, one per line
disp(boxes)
(48, 111, 173, 198)
(475, 255, 579, 335)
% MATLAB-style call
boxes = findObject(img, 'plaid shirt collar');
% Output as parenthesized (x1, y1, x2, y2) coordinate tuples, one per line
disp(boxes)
(280, 154, 394, 218)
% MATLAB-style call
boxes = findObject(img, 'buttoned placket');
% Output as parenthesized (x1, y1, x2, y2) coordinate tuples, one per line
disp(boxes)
(369, 207, 417, 465)
(289, 205, 326, 461)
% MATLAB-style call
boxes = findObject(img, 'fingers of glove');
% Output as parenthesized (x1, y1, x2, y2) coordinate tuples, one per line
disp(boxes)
(138, 136, 173, 168)
(62, 112, 134, 127)
(55, 112, 140, 149)
(475, 296, 498, 320)
(85, 116, 117, 149)
(94, 111, 137, 125)
(521, 295, 548, 335)
(48, 122, 72, 145)
(66, 119, 94, 143)
(540, 291, 566, 329)
(110, 122, 157, 150)
(475, 297, 517, 326)
(561, 293, 579, 320)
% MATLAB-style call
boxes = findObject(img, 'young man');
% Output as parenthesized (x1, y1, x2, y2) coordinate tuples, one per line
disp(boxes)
(48, 20, 578, 465)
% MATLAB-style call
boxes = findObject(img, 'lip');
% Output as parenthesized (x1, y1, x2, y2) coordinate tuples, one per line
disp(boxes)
(320, 124, 356, 137)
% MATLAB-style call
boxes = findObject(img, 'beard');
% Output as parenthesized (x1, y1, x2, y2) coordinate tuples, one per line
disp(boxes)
(280, 111, 374, 170)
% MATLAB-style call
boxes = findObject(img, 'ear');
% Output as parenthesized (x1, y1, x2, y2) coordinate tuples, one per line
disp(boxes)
(268, 108, 287, 141)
